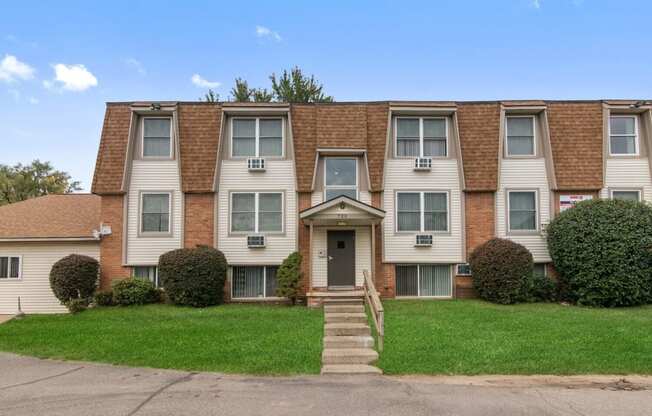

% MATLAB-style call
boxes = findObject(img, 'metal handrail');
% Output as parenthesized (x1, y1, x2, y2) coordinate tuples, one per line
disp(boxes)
(362, 270, 384, 352)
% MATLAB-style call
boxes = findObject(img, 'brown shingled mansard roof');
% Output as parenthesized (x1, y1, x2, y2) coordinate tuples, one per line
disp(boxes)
(0, 194, 100, 240)
(92, 100, 620, 195)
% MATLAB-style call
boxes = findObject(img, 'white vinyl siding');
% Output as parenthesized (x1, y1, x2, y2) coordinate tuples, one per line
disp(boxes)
(231, 265, 279, 299)
(231, 118, 283, 157)
(311, 226, 371, 288)
(496, 158, 551, 262)
(395, 264, 452, 298)
(217, 159, 296, 264)
(383, 158, 464, 263)
(126, 160, 182, 265)
(395, 117, 447, 157)
(609, 115, 638, 156)
(0, 242, 99, 314)
(601, 158, 652, 203)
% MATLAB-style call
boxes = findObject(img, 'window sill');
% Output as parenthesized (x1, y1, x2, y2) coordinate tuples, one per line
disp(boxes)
(138, 232, 174, 238)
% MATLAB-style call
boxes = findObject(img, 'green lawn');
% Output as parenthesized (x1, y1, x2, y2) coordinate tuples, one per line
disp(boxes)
(377, 300, 652, 375)
(0, 304, 323, 375)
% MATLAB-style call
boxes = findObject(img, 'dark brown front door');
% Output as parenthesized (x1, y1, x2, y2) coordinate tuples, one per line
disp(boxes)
(327, 230, 355, 287)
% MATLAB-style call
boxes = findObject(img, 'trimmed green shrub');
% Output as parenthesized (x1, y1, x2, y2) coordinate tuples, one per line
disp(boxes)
(112, 278, 160, 306)
(276, 251, 303, 305)
(523, 273, 557, 303)
(93, 290, 114, 307)
(49, 254, 99, 312)
(547, 198, 652, 307)
(469, 238, 533, 304)
(65, 298, 89, 314)
(159, 246, 227, 307)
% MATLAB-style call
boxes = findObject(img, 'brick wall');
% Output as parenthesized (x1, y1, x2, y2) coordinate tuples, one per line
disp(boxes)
(458, 191, 497, 298)
(184, 193, 215, 248)
(99, 195, 130, 289)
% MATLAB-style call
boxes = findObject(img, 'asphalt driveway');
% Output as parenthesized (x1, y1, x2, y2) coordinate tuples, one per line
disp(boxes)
(0, 353, 650, 416)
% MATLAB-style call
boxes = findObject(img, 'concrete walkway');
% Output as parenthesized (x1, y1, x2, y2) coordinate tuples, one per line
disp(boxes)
(0, 353, 651, 416)
(0, 315, 14, 324)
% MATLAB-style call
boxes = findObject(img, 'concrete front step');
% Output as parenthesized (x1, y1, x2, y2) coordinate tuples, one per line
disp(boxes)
(325, 323, 371, 337)
(324, 335, 375, 349)
(321, 364, 382, 375)
(324, 312, 368, 324)
(324, 304, 364, 314)
(322, 348, 379, 365)
(322, 298, 364, 306)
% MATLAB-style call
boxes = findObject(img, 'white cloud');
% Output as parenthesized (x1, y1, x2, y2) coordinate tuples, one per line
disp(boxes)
(0, 54, 36, 83)
(191, 73, 220, 88)
(255, 25, 282, 42)
(124, 58, 146, 75)
(28, 96, 39, 104)
(531, 0, 541, 8)
(44, 63, 98, 92)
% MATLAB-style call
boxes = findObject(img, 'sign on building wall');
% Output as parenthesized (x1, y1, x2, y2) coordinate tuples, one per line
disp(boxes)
(559, 194, 593, 212)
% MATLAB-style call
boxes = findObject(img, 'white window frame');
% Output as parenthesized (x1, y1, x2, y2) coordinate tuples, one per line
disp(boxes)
(395, 264, 453, 298)
(610, 189, 642, 202)
(609, 115, 639, 156)
(394, 116, 448, 158)
(231, 265, 281, 299)
(505, 115, 536, 157)
(0, 255, 22, 280)
(140, 191, 173, 235)
(141, 117, 173, 159)
(507, 189, 539, 233)
(324, 157, 358, 201)
(230, 192, 284, 234)
(230, 117, 285, 158)
(456, 263, 472, 276)
(395, 191, 450, 233)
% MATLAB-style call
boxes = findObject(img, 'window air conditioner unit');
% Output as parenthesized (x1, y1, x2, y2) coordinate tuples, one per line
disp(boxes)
(414, 157, 432, 171)
(247, 235, 266, 248)
(247, 157, 266, 171)
(415, 234, 433, 247)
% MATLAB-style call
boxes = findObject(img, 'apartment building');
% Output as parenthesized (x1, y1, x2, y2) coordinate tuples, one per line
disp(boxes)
(85, 99, 651, 305)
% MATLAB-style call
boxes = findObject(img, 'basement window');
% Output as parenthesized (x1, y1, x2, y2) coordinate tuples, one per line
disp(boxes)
(396, 264, 452, 297)
(232, 265, 279, 298)
(133, 266, 159, 287)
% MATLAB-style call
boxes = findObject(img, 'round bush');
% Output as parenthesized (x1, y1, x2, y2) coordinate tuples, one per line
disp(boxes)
(112, 278, 161, 306)
(469, 238, 533, 304)
(159, 246, 227, 307)
(547, 199, 652, 307)
(93, 290, 114, 307)
(49, 254, 99, 305)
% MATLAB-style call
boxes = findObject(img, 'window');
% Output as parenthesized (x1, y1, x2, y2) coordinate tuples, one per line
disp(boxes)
(324, 158, 357, 201)
(141, 193, 171, 233)
(231, 192, 282, 233)
(611, 190, 641, 201)
(533, 263, 547, 278)
(506, 116, 535, 156)
(396, 264, 452, 297)
(396, 117, 447, 157)
(609, 116, 638, 155)
(396, 192, 448, 232)
(0, 256, 20, 279)
(142, 118, 172, 158)
(232, 118, 283, 157)
(508, 191, 537, 231)
(232, 265, 279, 298)
(133, 266, 159, 287)
(456, 263, 472, 276)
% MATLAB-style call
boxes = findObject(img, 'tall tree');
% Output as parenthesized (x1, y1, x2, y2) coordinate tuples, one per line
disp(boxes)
(229, 67, 333, 103)
(270, 67, 333, 103)
(0, 160, 81, 206)
(201, 89, 219, 102)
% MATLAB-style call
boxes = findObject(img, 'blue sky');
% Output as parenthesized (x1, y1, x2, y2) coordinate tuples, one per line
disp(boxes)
(1, 0, 651, 190)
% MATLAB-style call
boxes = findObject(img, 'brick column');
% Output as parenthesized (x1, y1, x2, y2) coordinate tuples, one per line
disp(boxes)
(184, 193, 215, 248)
(99, 195, 131, 290)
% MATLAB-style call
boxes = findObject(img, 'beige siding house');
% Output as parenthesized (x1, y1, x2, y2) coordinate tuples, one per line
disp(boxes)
(0, 195, 101, 314)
